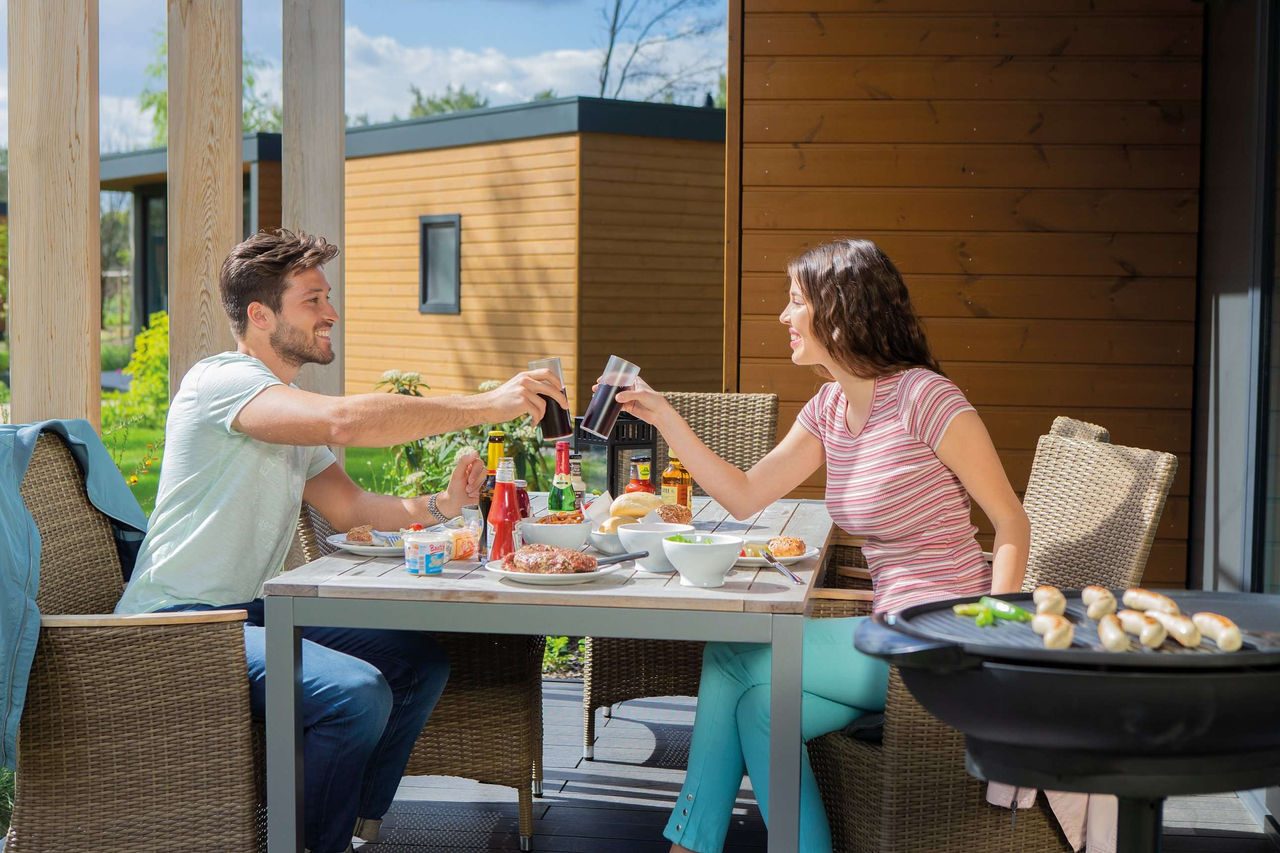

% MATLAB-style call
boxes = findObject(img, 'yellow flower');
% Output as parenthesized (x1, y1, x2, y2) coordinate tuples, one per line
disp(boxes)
(127, 475, 139, 486)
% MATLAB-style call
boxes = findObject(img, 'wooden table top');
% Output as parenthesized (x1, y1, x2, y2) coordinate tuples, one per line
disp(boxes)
(264, 495, 835, 615)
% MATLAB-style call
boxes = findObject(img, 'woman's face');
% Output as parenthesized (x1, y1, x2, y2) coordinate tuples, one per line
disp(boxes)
(779, 277, 827, 367)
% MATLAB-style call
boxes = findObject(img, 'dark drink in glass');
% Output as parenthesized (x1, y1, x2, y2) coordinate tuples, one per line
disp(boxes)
(581, 355, 641, 438)
(528, 356, 573, 440)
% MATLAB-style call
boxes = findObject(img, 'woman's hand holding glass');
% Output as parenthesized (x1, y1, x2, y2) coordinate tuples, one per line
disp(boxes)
(607, 377, 676, 428)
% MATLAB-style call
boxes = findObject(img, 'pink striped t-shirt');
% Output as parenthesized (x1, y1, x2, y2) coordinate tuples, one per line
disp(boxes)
(798, 369, 991, 614)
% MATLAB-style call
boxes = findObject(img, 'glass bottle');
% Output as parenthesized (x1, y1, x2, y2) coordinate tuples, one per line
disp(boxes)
(487, 458, 521, 562)
(515, 479, 531, 519)
(548, 441, 577, 513)
(661, 454, 693, 509)
(569, 452, 587, 511)
(477, 430, 506, 552)
(625, 454, 656, 494)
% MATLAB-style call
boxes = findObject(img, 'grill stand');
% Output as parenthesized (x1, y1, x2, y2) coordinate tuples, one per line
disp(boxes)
(965, 740, 1280, 853)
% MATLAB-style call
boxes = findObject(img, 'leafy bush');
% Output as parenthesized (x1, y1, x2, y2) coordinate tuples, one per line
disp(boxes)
(102, 311, 169, 435)
(0, 379, 9, 406)
(1, 766, 12, 834)
(543, 636, 585, 677)
(100, 340, 132, 372)
(374, 372, 553, 497)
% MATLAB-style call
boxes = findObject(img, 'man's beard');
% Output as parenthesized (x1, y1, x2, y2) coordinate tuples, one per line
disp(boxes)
(270, 320, 335, 368)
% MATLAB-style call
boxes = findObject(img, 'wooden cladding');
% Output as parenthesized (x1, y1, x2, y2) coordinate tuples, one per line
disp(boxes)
(729, 0, 1202, 585)
(576, 134, 725, 406)
(7, 0, 100, 425)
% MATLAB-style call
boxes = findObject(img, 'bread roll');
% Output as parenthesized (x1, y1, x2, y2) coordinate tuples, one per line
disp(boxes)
(610, 492, 664, 519)
(767, 536, 806, 557)
(598, 515, 638, 535)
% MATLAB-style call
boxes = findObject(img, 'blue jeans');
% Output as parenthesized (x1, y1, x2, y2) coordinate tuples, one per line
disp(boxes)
(161, 599, 449, 853)
(664, 617, 888, 853)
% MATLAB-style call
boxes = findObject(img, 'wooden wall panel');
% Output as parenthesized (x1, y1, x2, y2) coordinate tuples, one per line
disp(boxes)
(343, 135, 582, 403)
(256, 160, 282, 232)
(730, 0, 1201, 586)
(284, 0, 344, 399)
(8, 0, 100, 426)
(576, 134, 725, 405)
(167, 0, 241, 391)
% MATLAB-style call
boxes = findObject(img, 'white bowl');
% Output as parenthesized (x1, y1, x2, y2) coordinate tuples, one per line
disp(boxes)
(517, 519, 591, 550)
(588, 528, 628, 556)
(662, 533, 744, 588)
(617, 523, 695, 573)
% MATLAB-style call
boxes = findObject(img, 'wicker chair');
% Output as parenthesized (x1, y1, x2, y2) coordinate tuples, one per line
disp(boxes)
(5, 433, 266, 853)
(581, 391, 778, 759)
(296, 505, 546, 848)
(807, 431, 1178, 853)
(1049, 415, 1111, 443)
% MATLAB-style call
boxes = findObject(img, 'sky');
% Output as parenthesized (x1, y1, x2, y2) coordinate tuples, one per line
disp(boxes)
(0, 0, 727, 152)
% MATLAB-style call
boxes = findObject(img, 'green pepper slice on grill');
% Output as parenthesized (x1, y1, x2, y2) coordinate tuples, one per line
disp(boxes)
(952, 602, 986, 617)
(979, 596, 1033, 623)
(974, 605, 996, 628)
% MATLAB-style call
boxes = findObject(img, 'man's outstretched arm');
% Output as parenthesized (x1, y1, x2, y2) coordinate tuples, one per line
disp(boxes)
(233, 369, 567, 447)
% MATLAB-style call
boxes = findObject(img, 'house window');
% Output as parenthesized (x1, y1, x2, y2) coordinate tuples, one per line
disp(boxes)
(419, 215, 461, 314)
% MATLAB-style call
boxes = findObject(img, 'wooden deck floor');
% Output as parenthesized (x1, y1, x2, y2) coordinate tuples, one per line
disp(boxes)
(358, 679, 1278, 853)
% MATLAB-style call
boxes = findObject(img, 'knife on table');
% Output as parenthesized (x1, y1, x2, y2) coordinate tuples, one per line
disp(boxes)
(763, 551, 805, 585)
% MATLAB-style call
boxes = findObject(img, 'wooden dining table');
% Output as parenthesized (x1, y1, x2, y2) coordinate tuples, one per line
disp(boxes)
(263, 494, 838, 853)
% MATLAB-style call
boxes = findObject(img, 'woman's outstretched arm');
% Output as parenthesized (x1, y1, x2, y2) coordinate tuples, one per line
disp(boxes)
(614, 382, 824, 520)
(935, 411, 1030, 594)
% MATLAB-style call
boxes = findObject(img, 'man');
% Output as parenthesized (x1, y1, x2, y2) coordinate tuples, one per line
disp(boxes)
(115, 229, 567, 853)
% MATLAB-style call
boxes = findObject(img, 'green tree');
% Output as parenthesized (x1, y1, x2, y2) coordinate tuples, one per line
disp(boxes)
(140, 31, 283, 147)
(714, 71, 727, 108)
(408, 83, 490, 117)
(0, 147, 9, 202)
(532, 89, 559, 101)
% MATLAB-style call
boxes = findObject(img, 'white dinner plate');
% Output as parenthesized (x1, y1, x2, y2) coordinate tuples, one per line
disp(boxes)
(485, 560, 621, 586)
(325, 533, 404, 557)
(734, 546, 820, 568)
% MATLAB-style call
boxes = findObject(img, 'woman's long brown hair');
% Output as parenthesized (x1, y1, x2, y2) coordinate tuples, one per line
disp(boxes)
(786, 238, 942, 380)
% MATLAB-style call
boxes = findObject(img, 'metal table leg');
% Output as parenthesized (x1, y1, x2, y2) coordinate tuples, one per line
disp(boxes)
(266, 595, 304, 852)
(768, 614, 804, 853)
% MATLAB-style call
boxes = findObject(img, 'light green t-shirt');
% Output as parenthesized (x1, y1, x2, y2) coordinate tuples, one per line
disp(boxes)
(116, 352, 336, 613)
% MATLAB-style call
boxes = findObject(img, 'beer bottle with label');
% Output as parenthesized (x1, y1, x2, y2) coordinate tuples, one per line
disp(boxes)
(548, 441, 577, 513)
(478, 430, 506, 552)
(569, 452, 587, 511)
(661, 454, 693, 509)
(487, 458, 521, 562)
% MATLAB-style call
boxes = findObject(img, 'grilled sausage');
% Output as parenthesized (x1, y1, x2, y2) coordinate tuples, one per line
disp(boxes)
(1121, 587, 1180, 616)
(1033, 585, 1067, 616)
(1192, 612, 1243, 652)
(1031, 613, 1074, 650)
(1082, 585, 1118, 620)
(1097, 613, 1129, 652)
(1149, 611, 1201, 648)
(1117, 609, 1167, 648)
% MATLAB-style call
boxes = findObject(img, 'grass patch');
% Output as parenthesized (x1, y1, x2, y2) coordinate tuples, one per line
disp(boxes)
(102, 424, 165, 516)
(344, 446, 395, 492)
(1, 767, 13, 834)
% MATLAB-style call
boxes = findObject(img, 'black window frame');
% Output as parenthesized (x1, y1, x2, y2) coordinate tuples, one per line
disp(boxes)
(418, 214, 462, 315)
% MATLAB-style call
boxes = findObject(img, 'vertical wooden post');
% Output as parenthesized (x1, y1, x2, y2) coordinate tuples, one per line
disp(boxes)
(8, 0, 100, 426)
(283, 0, 345, 399)
(167, 0, 242, 392)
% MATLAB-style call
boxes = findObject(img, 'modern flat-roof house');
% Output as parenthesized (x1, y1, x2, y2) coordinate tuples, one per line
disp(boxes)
(100, 97, 727, 411)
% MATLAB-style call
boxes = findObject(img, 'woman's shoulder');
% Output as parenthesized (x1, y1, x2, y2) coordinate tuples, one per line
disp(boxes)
(893, 367, 965, 405)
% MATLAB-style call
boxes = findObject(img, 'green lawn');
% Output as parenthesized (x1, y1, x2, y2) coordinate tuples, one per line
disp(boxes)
(103, 424, 165, 515)
(344, 446, 395, 491)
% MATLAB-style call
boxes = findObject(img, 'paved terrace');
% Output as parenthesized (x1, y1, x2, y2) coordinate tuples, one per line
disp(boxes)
(352, 679, 1276, 853)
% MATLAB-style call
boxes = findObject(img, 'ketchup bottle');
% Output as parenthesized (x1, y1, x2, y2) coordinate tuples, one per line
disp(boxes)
(487, 458, 521, 562)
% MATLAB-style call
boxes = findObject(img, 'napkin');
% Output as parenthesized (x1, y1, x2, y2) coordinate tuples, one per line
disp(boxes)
(584, 491, 614, 527)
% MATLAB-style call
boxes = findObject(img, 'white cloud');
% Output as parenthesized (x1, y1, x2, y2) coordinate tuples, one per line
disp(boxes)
(342, 22, 724, 121)
(100, 95, 156, 153)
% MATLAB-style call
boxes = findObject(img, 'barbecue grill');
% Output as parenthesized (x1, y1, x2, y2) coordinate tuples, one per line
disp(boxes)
(854, 589, 1280, 853)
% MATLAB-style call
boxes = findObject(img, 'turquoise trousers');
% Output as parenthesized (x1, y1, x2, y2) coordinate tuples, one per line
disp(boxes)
(663, 617, 887, 853)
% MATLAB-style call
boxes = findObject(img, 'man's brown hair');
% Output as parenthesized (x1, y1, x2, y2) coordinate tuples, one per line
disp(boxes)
(219, 229, 340, 338)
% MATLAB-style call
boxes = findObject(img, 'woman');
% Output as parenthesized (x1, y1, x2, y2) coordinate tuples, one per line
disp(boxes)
(612, 238, 1030, 853)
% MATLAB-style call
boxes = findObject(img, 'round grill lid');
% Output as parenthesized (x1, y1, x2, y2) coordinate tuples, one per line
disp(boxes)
(883, 590, 1280, 670)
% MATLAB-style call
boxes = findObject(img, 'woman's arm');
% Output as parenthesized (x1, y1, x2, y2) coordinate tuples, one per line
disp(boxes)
(614, 383, 825, 520)
(934, 411, 1030, 594)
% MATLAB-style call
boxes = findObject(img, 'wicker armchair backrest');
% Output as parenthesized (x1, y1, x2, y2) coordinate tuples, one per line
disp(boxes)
(656, 392, 779, 495)
(1021, 434, 1178, 591)
(1048, 415, 1111, 443)
(19, 433, 125, 614)
(295, 502, 339, 564)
